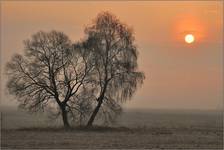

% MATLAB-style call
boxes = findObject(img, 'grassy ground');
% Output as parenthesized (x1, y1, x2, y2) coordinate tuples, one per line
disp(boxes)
(1, 107, 223, 149)
(2, 126, 222, 149)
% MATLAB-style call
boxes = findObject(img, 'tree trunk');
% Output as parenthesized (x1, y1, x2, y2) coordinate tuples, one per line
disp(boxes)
(87, 80, 109, 127)
(61, 107, 70, 129)
(86, 98, 103, 127)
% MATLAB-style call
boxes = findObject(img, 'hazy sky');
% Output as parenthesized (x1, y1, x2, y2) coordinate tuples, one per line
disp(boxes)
(1, 1, 223, 109)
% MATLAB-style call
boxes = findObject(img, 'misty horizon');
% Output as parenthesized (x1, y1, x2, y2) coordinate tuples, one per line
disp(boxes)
(1, 1, 223, 109)
(1, 1, 223, 149)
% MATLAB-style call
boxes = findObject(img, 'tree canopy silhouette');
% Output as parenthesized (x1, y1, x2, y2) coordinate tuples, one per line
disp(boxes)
(6, 12, 145, 128)
(6, 31, 94, 128)
(82, 12, 145, 126)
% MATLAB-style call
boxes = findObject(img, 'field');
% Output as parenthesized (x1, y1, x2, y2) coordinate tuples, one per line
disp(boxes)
(1, 106, 223, 149)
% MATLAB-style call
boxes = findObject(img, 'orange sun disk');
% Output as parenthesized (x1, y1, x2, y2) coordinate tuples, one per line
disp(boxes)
(185, 34, 195, 43)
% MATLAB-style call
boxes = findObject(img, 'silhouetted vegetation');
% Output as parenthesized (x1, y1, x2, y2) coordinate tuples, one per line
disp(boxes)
(5, 11, 144, 129)
(83, 12, 145, 126)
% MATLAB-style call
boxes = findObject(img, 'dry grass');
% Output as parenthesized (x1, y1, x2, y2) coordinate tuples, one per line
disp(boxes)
(16, 125, 132, 132)
(1, 107, 223, 149)
(2, 125, 223, 149)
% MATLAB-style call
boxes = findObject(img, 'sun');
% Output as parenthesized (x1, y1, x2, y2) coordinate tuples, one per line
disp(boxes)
(185, 34, 195, 44)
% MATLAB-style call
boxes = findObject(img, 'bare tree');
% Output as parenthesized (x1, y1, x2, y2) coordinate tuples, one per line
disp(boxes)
(6, 31, 94, 128)
(83, 12, 145, 127)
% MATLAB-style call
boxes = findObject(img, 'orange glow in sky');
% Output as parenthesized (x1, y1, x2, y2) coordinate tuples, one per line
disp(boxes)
(1, 1, 223, 109)
(173, 14, 206, 45)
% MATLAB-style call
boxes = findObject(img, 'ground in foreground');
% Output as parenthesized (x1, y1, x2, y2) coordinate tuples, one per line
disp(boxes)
(1, 126, 223, 149)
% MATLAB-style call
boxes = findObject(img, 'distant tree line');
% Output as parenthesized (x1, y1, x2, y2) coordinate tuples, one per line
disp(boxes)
(6, 12, 145, 128)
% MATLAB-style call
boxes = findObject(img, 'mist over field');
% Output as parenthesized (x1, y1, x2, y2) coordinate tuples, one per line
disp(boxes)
(1, 1, 223, 149)
(0, 106, 222, 129)
(1, 106, 223, 149)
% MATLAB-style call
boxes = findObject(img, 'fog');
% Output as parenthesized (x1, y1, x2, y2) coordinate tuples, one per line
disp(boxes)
(1, 1, 223, 110)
